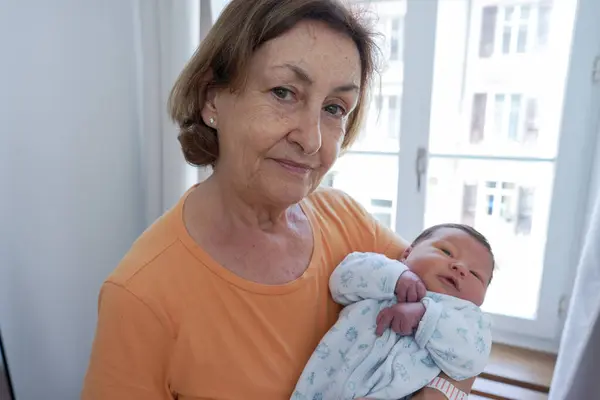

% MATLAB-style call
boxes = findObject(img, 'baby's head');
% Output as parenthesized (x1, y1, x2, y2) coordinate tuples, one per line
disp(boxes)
(400, 223, 494, 306)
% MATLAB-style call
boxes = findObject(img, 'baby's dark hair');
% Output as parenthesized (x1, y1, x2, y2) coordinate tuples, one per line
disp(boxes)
(412, 223, 495, 283)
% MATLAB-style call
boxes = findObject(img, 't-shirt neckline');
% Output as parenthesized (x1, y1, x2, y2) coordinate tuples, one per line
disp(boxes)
(174, 184, 323, 295)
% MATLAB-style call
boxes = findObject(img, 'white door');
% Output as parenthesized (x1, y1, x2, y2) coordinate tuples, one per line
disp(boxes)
(326, 0, 599, 352)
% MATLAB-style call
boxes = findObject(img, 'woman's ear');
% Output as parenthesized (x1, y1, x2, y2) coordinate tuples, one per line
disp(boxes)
(400, 246, 413, 262)
(201, 85, 219, 127)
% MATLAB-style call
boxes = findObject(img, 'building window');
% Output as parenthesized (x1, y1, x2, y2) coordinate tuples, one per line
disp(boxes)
(508, 94, 523, 141)
(462, 184, 478, 226)
(321, 172, 337, 188)
(468, 91, 540, 146)
(479, 6, 498, 58)
(389, 17, 404, 62)
(388, 95, 401, 139)
(470, 93, 487, 144)
(483, 181, 518, 223)
(524, 98, 539, 143)
(479, 3, 551, 58)
(371, 198, 393, 229)
(516, 187, 535, 235)
(537, 5, 552, 49)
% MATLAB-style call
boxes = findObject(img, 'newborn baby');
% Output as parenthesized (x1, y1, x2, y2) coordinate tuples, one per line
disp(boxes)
(292, 223, 495, 400)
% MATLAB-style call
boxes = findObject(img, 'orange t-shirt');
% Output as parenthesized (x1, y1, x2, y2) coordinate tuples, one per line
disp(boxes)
(81, 187, 408, 400)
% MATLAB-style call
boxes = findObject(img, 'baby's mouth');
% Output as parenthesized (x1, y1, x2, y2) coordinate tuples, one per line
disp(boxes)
(439, 275, 459, 291)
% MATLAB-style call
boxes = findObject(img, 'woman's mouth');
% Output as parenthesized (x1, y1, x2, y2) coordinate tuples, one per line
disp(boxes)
(272, 158, 312, 175)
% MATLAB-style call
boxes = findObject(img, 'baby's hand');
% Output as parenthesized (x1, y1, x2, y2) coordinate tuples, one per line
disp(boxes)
(395, 270, 426, 303)
(375, 302, 426, 336)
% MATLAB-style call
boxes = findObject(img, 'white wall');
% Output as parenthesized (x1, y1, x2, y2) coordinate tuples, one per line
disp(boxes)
(0, 1, 146, 398)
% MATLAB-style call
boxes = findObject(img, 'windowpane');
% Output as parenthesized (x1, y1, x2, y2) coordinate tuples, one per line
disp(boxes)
(470, 94, 487, 144)
(388, 95, 401, 139)
(348, 1, 405, 153)
(517, 25, 528, 52)
(494, 94, 505, 136)
(504, 6, 514, 22)
(508, 94, 522, 140)
(520, 5, 531, 20)
(326, 153, 399, 230)
(537, 5, 552, 48)
(462, 184, 478, 226)
(425, 158, 555, 319)
(524, 98, 539, 143)
(479, 6, 497, 58)
(502, 27, 512, 54)
(390, 17, 404, 61)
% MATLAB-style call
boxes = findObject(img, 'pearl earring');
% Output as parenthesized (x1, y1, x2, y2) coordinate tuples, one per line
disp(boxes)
(209, 117, 215, 126)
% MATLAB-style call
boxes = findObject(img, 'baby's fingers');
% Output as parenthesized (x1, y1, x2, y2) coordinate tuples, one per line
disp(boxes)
(416, 281, 427, 300)
(375, 309, 393, 336)
(406, 284, 418, 303)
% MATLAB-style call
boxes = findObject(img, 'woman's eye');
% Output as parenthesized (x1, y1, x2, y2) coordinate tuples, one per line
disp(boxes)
(272, 87, 293, 100)
(324, 104, 346, 117)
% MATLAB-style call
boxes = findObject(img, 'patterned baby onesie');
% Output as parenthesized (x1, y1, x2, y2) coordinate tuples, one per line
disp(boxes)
(291, 252, 492, 400)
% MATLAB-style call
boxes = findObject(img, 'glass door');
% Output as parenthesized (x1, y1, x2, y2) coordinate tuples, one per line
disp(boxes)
(325, 0, 594, 350)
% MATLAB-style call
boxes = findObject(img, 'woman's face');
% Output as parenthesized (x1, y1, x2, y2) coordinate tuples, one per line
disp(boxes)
(204, 21, 362, 205)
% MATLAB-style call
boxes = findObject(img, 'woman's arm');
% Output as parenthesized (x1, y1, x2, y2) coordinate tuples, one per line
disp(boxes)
(355, 374, 475, 400)
(81, 282, 174, 400)
(411, 374, 475, 399)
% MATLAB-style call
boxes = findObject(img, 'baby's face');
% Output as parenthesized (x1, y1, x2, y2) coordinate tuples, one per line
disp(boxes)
(400, 228, 493, 306)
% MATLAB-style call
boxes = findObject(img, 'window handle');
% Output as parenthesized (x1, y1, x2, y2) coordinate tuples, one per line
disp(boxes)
(415, 146, 428, 192)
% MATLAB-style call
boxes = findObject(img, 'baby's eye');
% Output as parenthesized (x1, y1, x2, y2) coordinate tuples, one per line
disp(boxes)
(441, 248, 452, 257)
(470, 271, 482, 281)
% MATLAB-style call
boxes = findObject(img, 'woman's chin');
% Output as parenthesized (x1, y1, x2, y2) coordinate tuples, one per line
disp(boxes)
(263, 184, 315, 206)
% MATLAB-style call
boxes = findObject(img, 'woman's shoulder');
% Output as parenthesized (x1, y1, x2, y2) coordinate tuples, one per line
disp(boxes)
(106, 208, 181, 286)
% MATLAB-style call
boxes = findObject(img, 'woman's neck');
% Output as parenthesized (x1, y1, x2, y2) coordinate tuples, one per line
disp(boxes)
(194, 174, 297, 233)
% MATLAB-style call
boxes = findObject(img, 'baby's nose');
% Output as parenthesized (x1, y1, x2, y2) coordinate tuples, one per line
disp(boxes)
(451, 263, 467, 277)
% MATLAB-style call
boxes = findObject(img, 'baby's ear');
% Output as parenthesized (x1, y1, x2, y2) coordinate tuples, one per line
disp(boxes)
(400, 246, 413, 261)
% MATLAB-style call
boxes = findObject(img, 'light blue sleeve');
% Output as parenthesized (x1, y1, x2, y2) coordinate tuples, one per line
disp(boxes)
(415, 293, 493, 380)
(329, 252, 409, 306)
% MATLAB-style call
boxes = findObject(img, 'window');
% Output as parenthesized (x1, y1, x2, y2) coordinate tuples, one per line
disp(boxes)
(482, 181, 517, 223)
(321, 172, 336, 188)
(390, 17, 404, 61)
(493, 94, 506, 137)
(470, 93, 487, 143)
(333, 0, 589, 350)
(477, 92, 536, 143)
(516, 187, 535, 235)
(462, 184, 478, 226)
(388, 96, 401, 139)
(371, 198, 393, 229)
(537, 5, 552, 49)
(479, 3, 551, 57)
(479, 6, 498, 58)
(508, 94, 523, 140)
(524, 98, 539, 143)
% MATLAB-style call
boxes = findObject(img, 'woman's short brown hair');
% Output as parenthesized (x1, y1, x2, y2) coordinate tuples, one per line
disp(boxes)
(168, 0, 380, 167)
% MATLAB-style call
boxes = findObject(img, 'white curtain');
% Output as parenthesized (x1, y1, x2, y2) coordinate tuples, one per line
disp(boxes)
(133, 0, 214, 226)
(549, 149, 600, 397)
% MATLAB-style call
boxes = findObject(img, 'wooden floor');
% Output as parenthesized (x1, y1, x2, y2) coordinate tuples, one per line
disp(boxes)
(470, 343, 556, 399)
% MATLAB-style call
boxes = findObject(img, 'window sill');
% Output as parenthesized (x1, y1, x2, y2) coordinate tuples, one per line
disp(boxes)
(472, 343, 556, 399)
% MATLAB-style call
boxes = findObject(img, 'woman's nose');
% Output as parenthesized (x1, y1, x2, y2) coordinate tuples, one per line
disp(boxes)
(288, 109, 322, 155)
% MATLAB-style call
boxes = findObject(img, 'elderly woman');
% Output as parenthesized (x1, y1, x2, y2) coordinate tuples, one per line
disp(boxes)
(82, 0, 476, 399)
